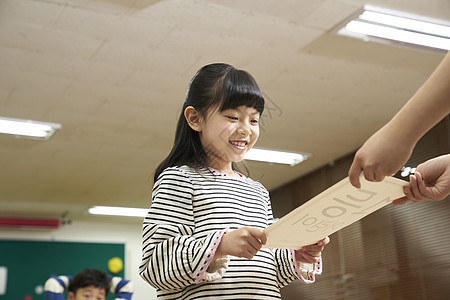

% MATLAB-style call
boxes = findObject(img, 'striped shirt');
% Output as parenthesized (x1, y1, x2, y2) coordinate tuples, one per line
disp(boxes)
(140, 166, 321, 299)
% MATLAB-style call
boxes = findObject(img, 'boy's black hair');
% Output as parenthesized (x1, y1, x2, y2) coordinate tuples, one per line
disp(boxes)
(68, 269, 109, 295)
(153, 63, 265, 182)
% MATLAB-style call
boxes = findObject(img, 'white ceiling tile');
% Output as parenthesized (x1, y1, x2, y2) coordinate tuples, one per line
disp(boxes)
(0, 46, 36, 69)
(302, 0, 361, 30)
(204, 0, 326, 24)
(63, 0, 138, 17)
(0, 0, 64, 29)
(28, 52, 134, 84)
(0, 22, 104, 60)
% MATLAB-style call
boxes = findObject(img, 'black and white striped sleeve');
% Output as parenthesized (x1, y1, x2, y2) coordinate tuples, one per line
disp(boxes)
(266, 204, 322, 286)
(139, 167, 227, 290)
(273, 248, 322, 287)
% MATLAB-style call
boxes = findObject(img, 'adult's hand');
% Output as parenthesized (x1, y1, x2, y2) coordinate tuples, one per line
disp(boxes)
(393, 154, 450, 205)
(349, 125, 415, 188)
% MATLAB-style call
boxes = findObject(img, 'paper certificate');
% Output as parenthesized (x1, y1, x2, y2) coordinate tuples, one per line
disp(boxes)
(264, 176, 408, 249)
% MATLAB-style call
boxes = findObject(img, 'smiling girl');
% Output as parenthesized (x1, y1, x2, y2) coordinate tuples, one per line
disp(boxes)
(139, 63, 329, 299)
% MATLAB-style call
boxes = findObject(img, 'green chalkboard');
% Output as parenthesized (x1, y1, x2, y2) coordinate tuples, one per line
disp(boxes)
(0, 240, 125, 300)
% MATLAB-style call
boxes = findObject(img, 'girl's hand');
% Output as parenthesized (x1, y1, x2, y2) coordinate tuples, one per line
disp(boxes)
(295, 236, 330, 264)
(214, 227, 267, 260)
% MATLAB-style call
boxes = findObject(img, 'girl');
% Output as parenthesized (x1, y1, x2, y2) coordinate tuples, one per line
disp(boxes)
(139, 63, 329, 299)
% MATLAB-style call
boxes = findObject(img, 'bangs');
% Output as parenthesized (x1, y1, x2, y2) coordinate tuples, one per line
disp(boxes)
(217, 69, 265, 114)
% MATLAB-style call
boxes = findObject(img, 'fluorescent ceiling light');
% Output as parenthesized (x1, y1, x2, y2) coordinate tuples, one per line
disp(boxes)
(336, 6, 450, 51)
(359, 11, 450, 37)
(88, 206, 147, 217)
(244, 148, 310, 166)
(0, 117, 61, 140)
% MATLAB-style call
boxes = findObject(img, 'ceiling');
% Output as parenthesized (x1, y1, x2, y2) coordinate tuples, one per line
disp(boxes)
(0, 0, 448, 225)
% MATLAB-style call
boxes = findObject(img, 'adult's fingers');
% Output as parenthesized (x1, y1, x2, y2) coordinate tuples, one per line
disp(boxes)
(392, 195, 411, 205)
(348, 160, 362, 188)
(408, 174, 423, 201)
(373, 171, 386, 182)
(415, 172, 430, 199)
(363, 168, 385, 182)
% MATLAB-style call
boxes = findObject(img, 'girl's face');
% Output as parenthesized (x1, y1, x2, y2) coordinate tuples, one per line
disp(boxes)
(199, 105, 260, 171)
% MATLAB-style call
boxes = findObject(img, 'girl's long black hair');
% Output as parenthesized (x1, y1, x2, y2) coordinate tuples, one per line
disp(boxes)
(153, 63, 265, 182)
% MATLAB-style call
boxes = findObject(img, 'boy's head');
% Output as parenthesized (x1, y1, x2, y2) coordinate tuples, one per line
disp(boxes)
(67, 269, 109, 300)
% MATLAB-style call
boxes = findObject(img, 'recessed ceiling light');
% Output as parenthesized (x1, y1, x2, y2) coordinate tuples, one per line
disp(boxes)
(335, 5, 450, 51)
(0, 117, 62, 140)
(244, 148, 311, 166)
(88, 206, 147, 217)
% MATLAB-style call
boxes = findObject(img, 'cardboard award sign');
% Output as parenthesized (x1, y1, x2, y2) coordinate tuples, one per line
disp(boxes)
(264, 176, 408, 249)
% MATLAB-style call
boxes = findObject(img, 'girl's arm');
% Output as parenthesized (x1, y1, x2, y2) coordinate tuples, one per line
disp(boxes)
(139, 168, 229, 290)
(272, 248, 323, 286)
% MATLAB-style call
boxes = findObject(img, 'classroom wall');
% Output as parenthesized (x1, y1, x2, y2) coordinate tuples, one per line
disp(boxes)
(0, 220, 157, 300)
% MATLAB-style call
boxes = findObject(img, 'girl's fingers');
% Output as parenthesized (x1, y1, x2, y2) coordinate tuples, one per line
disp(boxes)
(301, 246, 324, 256)
(320, 236, 330, 246)
(297, 250, 320, 263)
(304, 237, 329, 250)
(249, 228, 267, 245)
(260, 233, 267, 245)
(245, 247, 257, 259)
(247, 238, 262, 253)
(303, 250, 321, 257)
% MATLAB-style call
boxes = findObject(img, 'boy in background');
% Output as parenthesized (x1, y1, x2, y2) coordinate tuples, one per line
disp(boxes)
(44, 268, 133, 300)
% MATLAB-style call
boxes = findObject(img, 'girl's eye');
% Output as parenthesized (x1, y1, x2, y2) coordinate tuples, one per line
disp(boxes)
(251, 119, 259, 124)
(227, 116, 238, 120)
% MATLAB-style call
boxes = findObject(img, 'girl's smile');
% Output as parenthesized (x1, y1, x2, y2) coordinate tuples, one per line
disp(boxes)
(229, 139, 248, 150)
